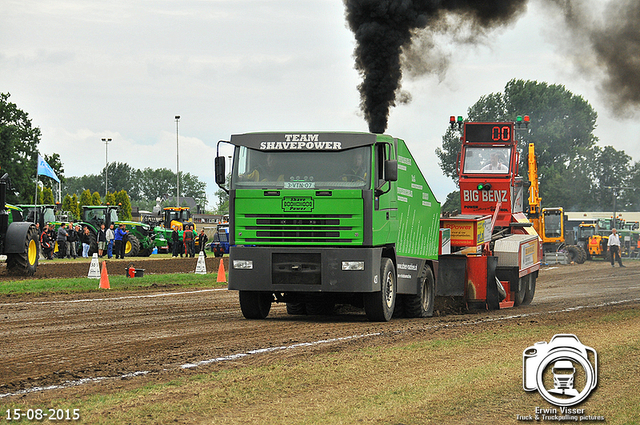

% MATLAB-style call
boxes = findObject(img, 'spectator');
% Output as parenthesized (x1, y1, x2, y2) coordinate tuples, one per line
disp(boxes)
(81, 226, 91, 258)
(98, 223, 107, 258)
(56, 223, 69, 259)
(67, 223, 78, 259)
(198, 229, 208, 258)
(40, 224, 54, 260)
(114, 224, 129, 259)
(106, 223, 115, 259)
(171, 226, 182, 257)
(183, 224, 194, 257)
(608, 228, 625, 267)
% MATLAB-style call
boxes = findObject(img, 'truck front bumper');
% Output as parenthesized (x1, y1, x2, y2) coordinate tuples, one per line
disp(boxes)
(228, 246, 382, 293)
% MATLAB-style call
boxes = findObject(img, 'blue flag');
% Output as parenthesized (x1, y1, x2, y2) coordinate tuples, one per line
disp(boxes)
(37, 154, 60, 182)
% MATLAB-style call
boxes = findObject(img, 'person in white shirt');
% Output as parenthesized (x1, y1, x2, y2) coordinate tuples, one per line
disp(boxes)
(607, 228, 625, 267)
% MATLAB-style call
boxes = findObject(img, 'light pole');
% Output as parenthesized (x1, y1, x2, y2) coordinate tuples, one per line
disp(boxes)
(102, 138, 112, 198)
(175, 116, 180, 206)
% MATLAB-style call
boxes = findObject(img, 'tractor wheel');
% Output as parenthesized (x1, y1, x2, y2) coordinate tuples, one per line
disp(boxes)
(124, 234, 141, 257)
(522, 273, 536, 305)
(6, 225, 39, 276)
(403, 265, 435, 318)
(87, 231, 98, 256)
(139, 247, 153, 257)
(239, 291, 272, 319)
(364, 257, 396, 322)
(566, 245, 582, 264)
(576, 245, 587, 264)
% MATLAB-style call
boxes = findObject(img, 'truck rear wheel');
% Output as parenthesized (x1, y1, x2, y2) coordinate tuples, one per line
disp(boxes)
(364, 257, 396, 322)
(239, 291, 272, 319)
(404, 265, 435, 318)
(6, 225, 38, 276)
(514, 276, 527, 306)
(522, 274, 536, 305)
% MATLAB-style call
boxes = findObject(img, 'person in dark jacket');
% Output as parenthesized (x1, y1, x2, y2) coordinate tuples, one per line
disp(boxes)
(171, 226, 182, 257)
(66, 223, 78, 259)
(114, 224, 129, 259)
(198, 229, 208, 258)
(183, 225, 194, 257)
(56, 223, 69, 259)
(40, 224, 54, 260)
(98, 223, 107, 258)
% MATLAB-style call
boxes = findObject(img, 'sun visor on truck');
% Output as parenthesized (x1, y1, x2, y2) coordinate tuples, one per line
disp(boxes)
(230, 132, 378, 151)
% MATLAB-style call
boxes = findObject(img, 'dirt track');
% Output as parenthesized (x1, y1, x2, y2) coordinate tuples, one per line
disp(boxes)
(1, 259, 639, 403)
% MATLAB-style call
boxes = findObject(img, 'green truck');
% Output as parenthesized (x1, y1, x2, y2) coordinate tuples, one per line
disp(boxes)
(215, 132, 441, 322)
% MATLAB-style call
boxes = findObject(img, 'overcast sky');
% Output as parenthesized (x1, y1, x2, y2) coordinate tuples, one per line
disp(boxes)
(2, 0, 639, 207)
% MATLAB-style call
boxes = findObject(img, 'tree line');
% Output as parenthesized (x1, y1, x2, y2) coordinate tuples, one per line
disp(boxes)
(436, 79, 640, 213)
(1, 92, 208, 211)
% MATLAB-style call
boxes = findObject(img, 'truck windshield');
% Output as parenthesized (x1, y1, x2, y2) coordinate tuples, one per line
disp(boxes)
(462, 147, 510, 174)
(232, 146, 371, 189)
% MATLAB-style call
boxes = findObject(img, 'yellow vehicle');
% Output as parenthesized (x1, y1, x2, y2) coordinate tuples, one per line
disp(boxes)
(528, 144, 586, 263)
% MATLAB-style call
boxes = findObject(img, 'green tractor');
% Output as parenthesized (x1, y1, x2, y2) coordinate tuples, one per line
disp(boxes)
(1, 174, 39, 275)
(79, 205, 166, 257)
(18, 204, 57, 230)
(153, 207, 197, 254)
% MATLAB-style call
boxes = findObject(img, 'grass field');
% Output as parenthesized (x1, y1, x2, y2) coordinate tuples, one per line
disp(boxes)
(0, 273, 226, 295)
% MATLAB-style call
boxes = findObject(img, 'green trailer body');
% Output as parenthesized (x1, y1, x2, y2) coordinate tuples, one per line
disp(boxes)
(216, 132, 441, 321)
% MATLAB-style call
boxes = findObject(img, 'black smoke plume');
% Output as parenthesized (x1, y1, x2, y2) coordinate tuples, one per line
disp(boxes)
(344, 0, 527, 133)
(549, 0, 640, 115)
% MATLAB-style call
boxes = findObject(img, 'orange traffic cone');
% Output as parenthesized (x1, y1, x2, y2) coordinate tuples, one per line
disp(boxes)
(99, 261, 110, 289)
(217, 258, 227, 283)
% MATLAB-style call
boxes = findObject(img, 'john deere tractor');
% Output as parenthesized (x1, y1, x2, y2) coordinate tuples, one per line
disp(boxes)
(1, 174, 39, 275)
(79, 205, 166, 256)
(153, 207, 196, 254)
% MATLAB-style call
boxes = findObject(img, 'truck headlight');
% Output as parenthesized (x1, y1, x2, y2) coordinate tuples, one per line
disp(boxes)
(342, 261, 365, 271)
(233, 260, 254, 270)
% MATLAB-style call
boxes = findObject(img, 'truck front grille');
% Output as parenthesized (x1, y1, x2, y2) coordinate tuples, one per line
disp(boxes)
(241, 214, 356, 244)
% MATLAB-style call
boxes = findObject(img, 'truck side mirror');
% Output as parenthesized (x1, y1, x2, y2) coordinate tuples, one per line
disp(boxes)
(385, 160, 398, 182)
(215, 156, 226, 186)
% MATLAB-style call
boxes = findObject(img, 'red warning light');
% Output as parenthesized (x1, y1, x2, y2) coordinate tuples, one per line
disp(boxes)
(524, 115, 530, 123)
(450, 116, 456, 123)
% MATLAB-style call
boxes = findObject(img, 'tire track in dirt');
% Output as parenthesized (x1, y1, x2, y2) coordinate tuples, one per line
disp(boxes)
(1, 261, 639, 400)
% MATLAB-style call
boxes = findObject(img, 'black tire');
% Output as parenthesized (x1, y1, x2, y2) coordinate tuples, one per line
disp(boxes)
(286, 302, 307, 315)
(522, 274, 536, 305)
(239, 291, 272, 319)
(139, 247, 153, 257)
(514, 276, 528, 306)
(87, 231, 98, 256)
(566, 245, 582, 264)
(575, 245, 586, 264)
(124, 234, 141, 257)
(6, 224, 38, 276)
(404, 265, 435, 318)
(364, 257, 396, 322)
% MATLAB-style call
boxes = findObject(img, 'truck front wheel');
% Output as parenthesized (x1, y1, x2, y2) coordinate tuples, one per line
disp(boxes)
(239, 291, 272, 319)
(364, 257, 396, 322)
